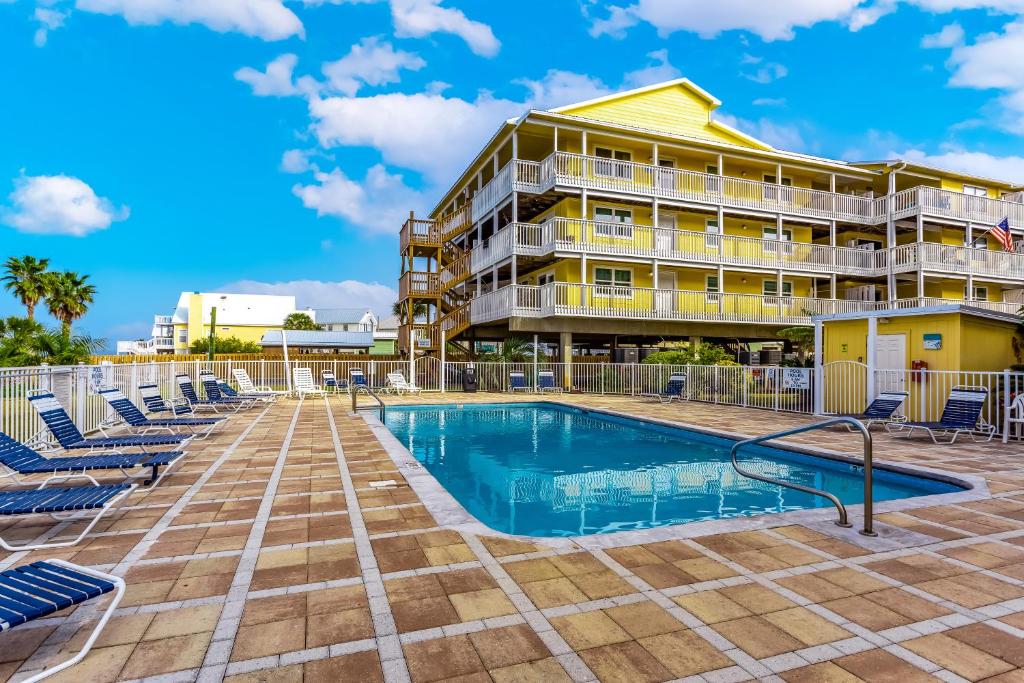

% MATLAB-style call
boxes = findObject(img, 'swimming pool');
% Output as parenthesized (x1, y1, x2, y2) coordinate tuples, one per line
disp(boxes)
(384, 403, 964, 537)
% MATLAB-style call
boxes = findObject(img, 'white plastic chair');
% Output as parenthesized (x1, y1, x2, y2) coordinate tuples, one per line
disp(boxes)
(231, 368, 285, 400)
(387, 372, 422, 394)
(292, 368, 327, 399)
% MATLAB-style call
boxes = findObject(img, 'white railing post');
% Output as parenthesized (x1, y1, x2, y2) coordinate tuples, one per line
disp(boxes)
(813, 320, 824, 415)
(866, 317, 877, 402)
(1003, 368, 1011, 443)
(440, 330, 447, 393)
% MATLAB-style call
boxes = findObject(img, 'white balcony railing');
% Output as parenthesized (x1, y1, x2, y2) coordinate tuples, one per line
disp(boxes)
(471, 284, 878, 326)
(888, 298, 1021, 315)
(888, 187, 1024, 229)
(471, 218, 885, 276)
(467, 152, 1024, 232)
(891, 242, 1024, 280)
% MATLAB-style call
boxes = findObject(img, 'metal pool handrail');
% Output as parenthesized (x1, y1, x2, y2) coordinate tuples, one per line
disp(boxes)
(730, 417, 876, 536)
(350, 386, 386, 422)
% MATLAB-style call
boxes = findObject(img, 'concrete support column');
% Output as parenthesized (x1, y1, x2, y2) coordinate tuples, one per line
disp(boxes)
(491, 266, 498, 293)
(886, 171, 897, 302)
(560, 331, 573, 390)
(830, 274, 837, 299)
(511, 255, 517, 285)
(652, 260, 659, 289)
(652, 199, 659, 230)
(689, 336, 702, 349)
(552, 127, 558, 153)
(581, 189, 588, 220)
(866, 316, 878, 401)
(581, 131, 587, 155)
(917, 267, 925, 299)
(916, 212, 924, 243)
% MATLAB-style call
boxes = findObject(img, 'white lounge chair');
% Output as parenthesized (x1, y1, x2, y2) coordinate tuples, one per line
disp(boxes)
(292, 368, 327, 399)
(232, 368, 286, 401)
(387, 372, 422, 395)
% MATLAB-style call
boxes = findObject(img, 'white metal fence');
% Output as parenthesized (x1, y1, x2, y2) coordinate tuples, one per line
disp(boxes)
(2, 359, 1022, 445)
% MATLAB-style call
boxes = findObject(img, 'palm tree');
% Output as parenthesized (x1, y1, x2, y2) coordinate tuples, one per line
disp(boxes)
(0, 316, 46, 366)
(1, 256, 50, 320)
(44, 271, 96, 338)
(392, 300, 427, 325)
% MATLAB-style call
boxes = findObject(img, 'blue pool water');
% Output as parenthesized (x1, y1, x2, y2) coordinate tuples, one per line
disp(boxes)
(384, 403, 964, 537)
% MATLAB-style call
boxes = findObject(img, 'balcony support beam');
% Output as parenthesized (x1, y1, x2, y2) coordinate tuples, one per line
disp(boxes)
(560, 331, 573, 390)
(866, 316, 877, 402)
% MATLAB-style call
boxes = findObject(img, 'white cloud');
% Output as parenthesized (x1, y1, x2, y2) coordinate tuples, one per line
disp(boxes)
(219, 278, 398, 316)
(74, 0, 304, 40)
(234, 53, 301, 96)
(740, 55, 789, 84)
(33, 8, 68, 47)
(921, 22, 964, 47)
(322, 37, 425, 96)
(588, 0, 865, 41)
(1, 173, 129, 236)
(753, 97, 786, 106)
(621, 49, 682, 87)
(292, 164, 427, 234)
(516, 71, 611, 110)
(899, 148, 1024, 183)
(390, 0, 499, 57)
(280, 149, 314, 173)
(947, 20, 1024, 132)
(714, 113, 807, 151)
(308, 91, 521, 183)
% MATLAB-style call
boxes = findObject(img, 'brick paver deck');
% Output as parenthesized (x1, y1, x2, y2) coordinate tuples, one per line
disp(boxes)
(2, 393, 1023, 682)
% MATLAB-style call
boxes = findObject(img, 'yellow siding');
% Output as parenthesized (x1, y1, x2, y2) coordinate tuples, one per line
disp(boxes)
(959, 317, 1017, 371)
(559, 84, 768, 149)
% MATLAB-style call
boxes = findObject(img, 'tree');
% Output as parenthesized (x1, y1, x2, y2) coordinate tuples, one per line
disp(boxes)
(777, 326, 815, 364)
(189, 336, 262, 354)
(2, 256, 50, 320)
(0, 316, 103, 366)
(44, 271, 96, 338)
(642, 343, 736, 366)
(392, 300, 427, 325)
(283, 312, 321, 330)
(478, 337, 543, 362)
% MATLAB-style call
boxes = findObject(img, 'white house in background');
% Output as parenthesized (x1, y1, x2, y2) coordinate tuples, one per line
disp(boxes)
(116, 314, 176, 355)
(312, 309, 398, 355)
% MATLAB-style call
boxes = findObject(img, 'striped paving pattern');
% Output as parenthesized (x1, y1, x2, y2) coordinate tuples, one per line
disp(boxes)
(0, 394, 1021, 682)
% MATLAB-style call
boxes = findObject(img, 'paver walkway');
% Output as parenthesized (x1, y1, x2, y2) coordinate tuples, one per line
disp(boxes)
(1, 393, 1022, 682)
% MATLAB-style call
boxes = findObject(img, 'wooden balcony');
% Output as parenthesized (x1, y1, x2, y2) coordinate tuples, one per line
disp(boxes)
(470, 284, 878, 326)
(398, 271, 440, 299)
(398, 323, 440, 352)
(400, 218, 442, 251)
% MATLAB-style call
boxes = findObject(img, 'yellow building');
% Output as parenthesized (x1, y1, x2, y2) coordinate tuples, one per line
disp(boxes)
(396, 78, 1024, 356)
(170, 292, 301, 353)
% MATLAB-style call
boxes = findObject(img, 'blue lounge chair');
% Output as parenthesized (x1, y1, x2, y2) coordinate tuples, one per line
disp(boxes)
(218, 378, 275, 403)
(537, 371, 563, 393)
(27, 393, 191, 453)
(833, 391, 908, 429)
(1, 431, 185, 487)
(98, 387, 221, 439)
(0, 560, 125, 681)
(349, 368, 368, 389)
(886, 386, 996, 444)
(508, 372, 531, 392)
(0, 484, 135, 551)
(648, 373, 686, 403)
(322, 370, 343, 392)
(175, 374, 244, 413)
(138, 383, 194, 416)
(198, 372, 259, 409)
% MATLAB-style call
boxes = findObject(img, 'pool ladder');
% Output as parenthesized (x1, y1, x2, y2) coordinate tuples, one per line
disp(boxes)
(350, 386, 386, 423)
(730, 417, 876, 536)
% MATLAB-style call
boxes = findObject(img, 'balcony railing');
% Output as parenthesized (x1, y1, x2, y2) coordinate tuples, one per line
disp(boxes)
(471, 218, 885, 276)
(471, 284, 878, 326)
(465, 152, 1024, 231)
(886, 298, 1020, 315)
(891, 242, 1024, 280)
(398, 271, 440, 299)
(888, 187, 1024, 229)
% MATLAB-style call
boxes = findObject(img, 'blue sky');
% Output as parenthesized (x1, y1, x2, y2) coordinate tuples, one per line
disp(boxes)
(2, 0, 1024, 350)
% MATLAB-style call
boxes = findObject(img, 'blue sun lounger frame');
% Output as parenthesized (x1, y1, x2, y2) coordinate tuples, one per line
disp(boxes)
(27, 393, 191, 453)
(0, 560, 126, 681)
(97, 387, 221, 439)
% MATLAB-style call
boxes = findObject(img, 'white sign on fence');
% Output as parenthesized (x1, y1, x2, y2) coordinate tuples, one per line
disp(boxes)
(782, 367, 810, 390)
(88, 363, 113, 395)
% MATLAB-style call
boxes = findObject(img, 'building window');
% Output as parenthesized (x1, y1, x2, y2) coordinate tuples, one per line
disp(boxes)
(762, 225, 793, 241)
(178, 330, 187, 343)
(594, 146, 632, 179)
(537, 272, 554, 286)
(705, 275, 720, 293)
(965, 285, 989, 300)
(963, 184, 988, 197)
(763, 280, 794, 297)
(705, 218, 721, 248)
(763, 174, 793, 186)
(594, 267, 632, 296)
(593, 206, 633, 238)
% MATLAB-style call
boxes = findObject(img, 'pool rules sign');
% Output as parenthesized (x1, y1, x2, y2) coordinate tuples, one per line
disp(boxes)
(782, 368, 811, 390)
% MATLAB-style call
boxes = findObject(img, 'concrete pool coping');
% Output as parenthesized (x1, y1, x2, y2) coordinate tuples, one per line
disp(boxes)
(361, 400, 990, 553)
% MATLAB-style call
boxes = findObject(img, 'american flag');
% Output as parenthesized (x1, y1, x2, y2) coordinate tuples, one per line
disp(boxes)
(992, 217, 1015, 252)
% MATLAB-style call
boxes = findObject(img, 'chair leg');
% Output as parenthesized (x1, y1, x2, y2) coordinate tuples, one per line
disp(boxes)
(0, 486, 134, 551)
(20, 563, 125, 683)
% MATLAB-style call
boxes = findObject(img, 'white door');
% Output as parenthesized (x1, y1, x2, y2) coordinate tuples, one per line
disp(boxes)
(875, 334, 907, 395)
(656, 272, 676, 315)
(657, 158, 675, 191)
(655, 213, 675, 253)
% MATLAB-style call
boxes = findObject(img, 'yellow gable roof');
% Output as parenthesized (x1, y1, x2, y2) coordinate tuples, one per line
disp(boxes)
(551, 78, 773, 151)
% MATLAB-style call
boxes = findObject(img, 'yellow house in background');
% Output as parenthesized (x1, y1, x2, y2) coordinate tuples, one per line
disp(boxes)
(170, 292, 301, 353)
(397, 77, 1024, 359)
